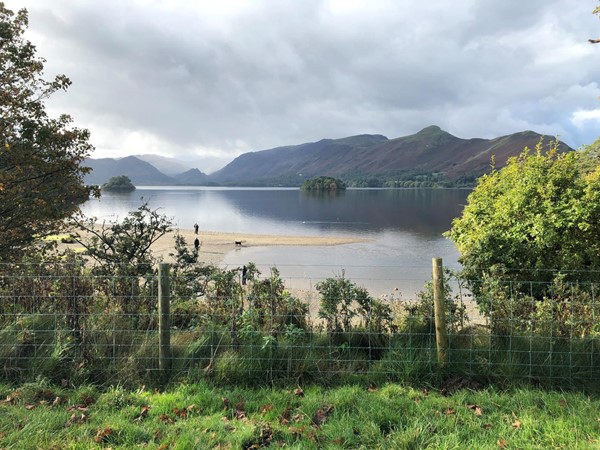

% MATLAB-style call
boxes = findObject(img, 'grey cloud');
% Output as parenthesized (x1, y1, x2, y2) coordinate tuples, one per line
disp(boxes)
(5, 0, 600, 166)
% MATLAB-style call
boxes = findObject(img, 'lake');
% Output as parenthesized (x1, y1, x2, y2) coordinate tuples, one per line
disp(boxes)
(82, 187, 470, 298)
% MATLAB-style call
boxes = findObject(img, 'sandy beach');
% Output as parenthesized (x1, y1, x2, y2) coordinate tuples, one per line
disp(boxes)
(59, 227, 370, 267)
(152, 228, 370, 266)
(58, 227, 484, 321)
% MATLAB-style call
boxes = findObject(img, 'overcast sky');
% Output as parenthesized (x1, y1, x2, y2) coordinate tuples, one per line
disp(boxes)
(5, 0, 600, 172)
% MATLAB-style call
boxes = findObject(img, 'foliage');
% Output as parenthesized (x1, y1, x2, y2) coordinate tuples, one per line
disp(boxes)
(0, 4, 96, 261)
(354, 286, 393, 333)
(473, 270, 600, 338)
(532, 276, 600, 338)
(204, 268, 244, 342)
(245, 266, 309, 336)
(220, 170, 476, 188)
(168, 233, 215, 304)
(402, 268, 468, 333)
(4, 259, 600, 388)
(316, 275, 393, 335)
(102, 175, 135, 192)
(342, 169, 471, 188)
(70, 200, 173, 314)
(301, 176, 346, 191)
(446, 140, 600, 304)
(316, 275, 356, 333)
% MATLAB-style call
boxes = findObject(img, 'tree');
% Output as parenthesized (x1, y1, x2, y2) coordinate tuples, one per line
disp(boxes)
(70, 201, 173, 315)
(446, 140, 600, 301)
(0, 3, 95, 260)
(102, 175, 136, 192)
(301, 176, 346, 191)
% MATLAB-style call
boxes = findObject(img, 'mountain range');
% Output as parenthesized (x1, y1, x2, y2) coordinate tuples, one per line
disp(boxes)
(83, 125, 573, 187)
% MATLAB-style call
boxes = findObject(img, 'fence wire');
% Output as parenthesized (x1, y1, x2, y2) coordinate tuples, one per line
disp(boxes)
(0, 263, 599, 388)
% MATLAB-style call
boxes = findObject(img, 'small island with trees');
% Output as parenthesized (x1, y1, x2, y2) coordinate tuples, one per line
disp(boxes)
(300, 176, 346, 191)
(102, 175, 136, 192)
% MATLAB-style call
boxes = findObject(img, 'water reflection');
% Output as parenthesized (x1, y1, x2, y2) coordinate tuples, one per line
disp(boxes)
(82, 187, 469, 296)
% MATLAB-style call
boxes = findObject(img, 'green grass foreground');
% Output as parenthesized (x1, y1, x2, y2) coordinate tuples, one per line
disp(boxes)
(0, 381, 598, 449)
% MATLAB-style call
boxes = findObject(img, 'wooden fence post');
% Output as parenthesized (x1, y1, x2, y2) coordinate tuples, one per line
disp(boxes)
(432, 257, 448, 365)
(158, 263, 171, 375)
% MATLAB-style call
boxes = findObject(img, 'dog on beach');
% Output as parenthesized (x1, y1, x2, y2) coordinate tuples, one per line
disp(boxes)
(235, 241, 242, 246)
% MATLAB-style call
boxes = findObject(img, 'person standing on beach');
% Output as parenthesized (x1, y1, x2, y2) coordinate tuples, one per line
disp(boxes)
(194, 223, 199, 234)
(194, 237, 200, 251)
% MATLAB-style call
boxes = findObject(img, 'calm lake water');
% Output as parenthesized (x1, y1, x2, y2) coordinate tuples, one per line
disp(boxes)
(82, 187, 469, 297)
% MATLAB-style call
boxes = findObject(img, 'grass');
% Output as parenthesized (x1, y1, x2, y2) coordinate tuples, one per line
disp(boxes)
(3, 319, 600, 392)
(0, 380, 598, 449)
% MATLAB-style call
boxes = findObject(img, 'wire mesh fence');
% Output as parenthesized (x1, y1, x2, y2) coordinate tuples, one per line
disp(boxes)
(0, 261, 599, 388)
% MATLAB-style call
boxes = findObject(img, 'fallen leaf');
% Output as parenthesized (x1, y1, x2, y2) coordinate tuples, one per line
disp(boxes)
(288, 425, 305, 436)
(222, 397, 230, 410)
(94, 428, 113, 444)
(52, 397, 63, 407)
(467, 404, 483, 416)
(173, 407, 187, 419)
(293, 388, 304, 397)
(497, 438, 507, 448)
(512, 420, 521, 429)
(482, 423, 493, 429)
(444, 408, 456, 415)
(65, 413, 88, 427)
(367, 385, 378, 393)
(312, 405, 334, 427)
(261, 404, 273, 415)
(159, 414, 175, 424)
(292, 413, 305, 422)
(280, 406, 292, 425)
(24, 403, 35, 410)
(422, 388, 429, 396)
(135, 405, 151, 422)
(251, 425, 273, 448)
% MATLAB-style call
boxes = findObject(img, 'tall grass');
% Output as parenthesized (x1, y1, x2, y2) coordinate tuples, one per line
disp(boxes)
(3, 314, 600, 391)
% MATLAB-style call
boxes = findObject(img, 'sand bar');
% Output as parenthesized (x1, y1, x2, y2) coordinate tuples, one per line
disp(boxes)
(60, 227, 370, 266)
(153, 229, 370, 265)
